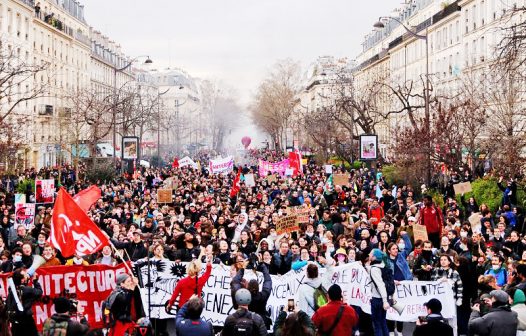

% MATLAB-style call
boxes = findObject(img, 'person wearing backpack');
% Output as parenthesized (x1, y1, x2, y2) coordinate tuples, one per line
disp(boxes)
(222, 288, 267, 336)
(312, 284, 358, 336)
(368, 248, 392, 336)
(175, 295, 214, 336)
(297, 263, 330, 318)
(42, 297, 89, 336)
(106, 273, 141, 336)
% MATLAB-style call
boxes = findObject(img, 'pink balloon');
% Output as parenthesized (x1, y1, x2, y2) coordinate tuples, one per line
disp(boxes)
(241, 136, 251, 148)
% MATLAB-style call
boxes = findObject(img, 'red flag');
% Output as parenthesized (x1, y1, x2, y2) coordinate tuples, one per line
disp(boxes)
(288, 151, 302, 177)
(72, 186, 101, 213)
(172, 157, 179, 168)
(230, 171, 241, 198)
(50, 188, 109, 258)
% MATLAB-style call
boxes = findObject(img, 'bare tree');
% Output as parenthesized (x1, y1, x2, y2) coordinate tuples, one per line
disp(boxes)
(251, 59, 300, 150)
(0, 41, 49, 123)
(495, 3, 526, 74)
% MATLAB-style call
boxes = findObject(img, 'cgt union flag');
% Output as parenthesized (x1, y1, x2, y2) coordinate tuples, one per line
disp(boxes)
(50, 188, 109, 258)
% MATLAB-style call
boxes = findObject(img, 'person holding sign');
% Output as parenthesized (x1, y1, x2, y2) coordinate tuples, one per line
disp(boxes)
(167, 257, 212, 311)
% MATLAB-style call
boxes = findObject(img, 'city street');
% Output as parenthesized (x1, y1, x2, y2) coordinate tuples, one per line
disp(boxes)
(1, 1, 526, 336)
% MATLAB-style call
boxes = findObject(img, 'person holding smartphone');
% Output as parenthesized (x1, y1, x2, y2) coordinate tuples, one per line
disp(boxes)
(413, 299, 453, 336)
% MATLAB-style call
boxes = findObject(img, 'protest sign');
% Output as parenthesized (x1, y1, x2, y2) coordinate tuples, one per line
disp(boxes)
(325, 164, 333, 174)
(292, 207, 310, 225)
(0, 263, 129, 331)
(136, 261, 456, 326)
(453, 182, 472, 195)
(157, 189, 172, 203)
(179, 156, 198, 169)
(258, 159, 290, 177)
(413, 224, 428, 242)
(333, 173, 350, 187)
(209, 157, 234, 174)
(276, 214, 299, 234)
(244, 173, 255, 187)
(35, 179, 55, 203)
(15, 203, 35, 230)
(14, 193, 25, 205)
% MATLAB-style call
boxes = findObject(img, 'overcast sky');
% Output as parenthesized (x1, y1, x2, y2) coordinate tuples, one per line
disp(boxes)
(85, 0, 395, 106)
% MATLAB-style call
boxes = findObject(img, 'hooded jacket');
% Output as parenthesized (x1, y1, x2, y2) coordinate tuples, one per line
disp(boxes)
(297, 264, 333, 317)
(512, 289, 526, 331)
(469, 305, 518, 336)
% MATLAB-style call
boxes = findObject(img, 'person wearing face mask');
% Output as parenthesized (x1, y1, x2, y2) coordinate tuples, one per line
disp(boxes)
(65, 253, 90, 266)
(413, 241, 438, 280)
(34, 233, 48, 255)
(11, 248, 25, 271)
(484, 255, 508, 287)
(41, 245, 61, 267)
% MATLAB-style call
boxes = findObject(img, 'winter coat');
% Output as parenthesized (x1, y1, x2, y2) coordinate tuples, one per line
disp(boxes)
(512, 289, 526, 331)
(484, 266, 508, 287)
(413, 314, 454, 336)
(386, 233, 413, 280)
(45, 314, 89, 336)
(222, 308, 267, 336)
(469, 306, 518, 336)
(431, 267, 463, 306)
(175, 301, 214, 336)
(297, 265, 333, 317)
(368, 261, 388, 304)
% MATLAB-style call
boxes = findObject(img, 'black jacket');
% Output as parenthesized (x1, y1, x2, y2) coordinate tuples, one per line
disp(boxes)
(222, 308, 267, 336)
(46, 314, 89, 336)
(111, 239, 148, 261)
(413, 314, 453, 336)
(7, 280, 43, 319)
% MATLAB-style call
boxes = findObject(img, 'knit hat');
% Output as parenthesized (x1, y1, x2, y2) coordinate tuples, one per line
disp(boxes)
(489, 290, 509, 304)
(371, 248, 386, 261)
(514, 289, 526, 305)
(116, 273, 130, 285)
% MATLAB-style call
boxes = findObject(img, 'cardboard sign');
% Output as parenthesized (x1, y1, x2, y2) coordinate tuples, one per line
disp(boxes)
(413, 224, 428, 242)
(276, 214, 299, 235)
(453, 182, 472, 195)
(292, 207, 310, 225)
(157, 189, 172, 203)
(333, 173, 350, 187)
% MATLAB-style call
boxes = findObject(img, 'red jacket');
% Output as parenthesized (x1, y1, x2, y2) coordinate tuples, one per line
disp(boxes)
(418, 205, 444, 234)
(168, 263, 212, 307)
(368, 206, 384, 227)
(312, 301, 358, 336)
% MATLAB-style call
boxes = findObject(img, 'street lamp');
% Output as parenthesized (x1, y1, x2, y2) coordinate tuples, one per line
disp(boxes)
(374, 17, 431, 184)
(112, 55, 153, 169)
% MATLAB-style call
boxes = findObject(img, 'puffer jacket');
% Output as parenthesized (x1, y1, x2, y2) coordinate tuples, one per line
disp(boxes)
(468, 305, 518, 336)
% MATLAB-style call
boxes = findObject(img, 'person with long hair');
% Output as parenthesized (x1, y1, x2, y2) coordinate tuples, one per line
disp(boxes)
(273, 310, 315, 336)
(167, 256, 212, 311)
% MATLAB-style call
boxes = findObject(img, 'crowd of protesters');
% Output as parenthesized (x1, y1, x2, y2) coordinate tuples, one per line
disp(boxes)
(1, 150, 526, 336)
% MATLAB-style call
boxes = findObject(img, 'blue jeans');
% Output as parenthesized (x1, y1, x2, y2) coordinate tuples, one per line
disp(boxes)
(371, 297, 389, 336)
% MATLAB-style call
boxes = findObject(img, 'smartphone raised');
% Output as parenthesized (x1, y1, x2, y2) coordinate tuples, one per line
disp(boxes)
(287, 299, 295, 312)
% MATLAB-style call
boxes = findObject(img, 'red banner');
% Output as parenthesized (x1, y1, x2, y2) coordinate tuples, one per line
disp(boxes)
(0, 263, 129, 331)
